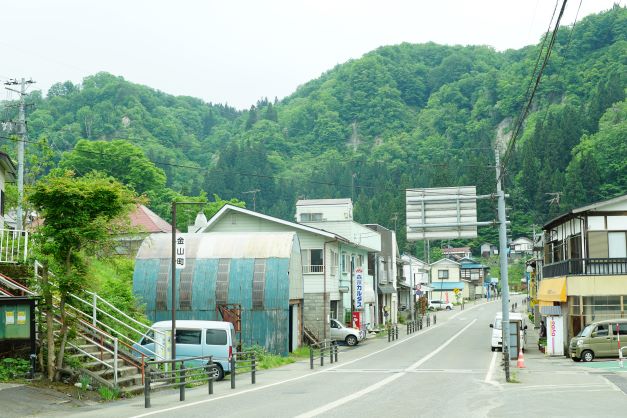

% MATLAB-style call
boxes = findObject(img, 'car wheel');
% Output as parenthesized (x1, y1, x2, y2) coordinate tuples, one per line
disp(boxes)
(446, 306, 452, 310)
(345, 335, 358, 346)
(209, 363, 225, 381)
(572, 357, 581, 362)
(581, 350, 594, 362)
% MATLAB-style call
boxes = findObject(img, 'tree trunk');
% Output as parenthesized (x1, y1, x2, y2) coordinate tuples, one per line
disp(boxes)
(41, 267, 56, 381)
(54, 297, 69, 381)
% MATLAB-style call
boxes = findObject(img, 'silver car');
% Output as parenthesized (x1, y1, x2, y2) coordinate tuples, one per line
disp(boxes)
(329, 318, 364, 346)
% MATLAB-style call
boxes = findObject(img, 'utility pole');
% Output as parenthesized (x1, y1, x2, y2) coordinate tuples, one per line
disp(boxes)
(4, 78, 35, 230)
(495, 147, 511, 382)
(242, 189, 260, 211)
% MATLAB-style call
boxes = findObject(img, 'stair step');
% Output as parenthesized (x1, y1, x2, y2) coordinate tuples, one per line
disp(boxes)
(82, 358, 124, 371)
(116, 373, 143, 387)
(93, 365, 139, 378)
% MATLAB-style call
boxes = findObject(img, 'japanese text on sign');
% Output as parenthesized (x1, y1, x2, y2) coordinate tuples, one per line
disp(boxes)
(175, 235, 186, 270)
(355, 267, 363, 309)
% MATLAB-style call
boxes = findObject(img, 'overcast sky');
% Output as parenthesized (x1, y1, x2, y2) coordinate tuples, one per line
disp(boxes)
(0, 0, 620, 109)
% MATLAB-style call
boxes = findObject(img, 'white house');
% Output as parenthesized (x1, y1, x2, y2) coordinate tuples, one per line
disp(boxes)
(510, 237, 534, 257)
(429, 258, 465, 303)
(400, 253, 430, 310)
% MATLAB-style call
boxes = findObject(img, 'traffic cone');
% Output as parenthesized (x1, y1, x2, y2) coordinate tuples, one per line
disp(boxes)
(517, 348, 526, 368)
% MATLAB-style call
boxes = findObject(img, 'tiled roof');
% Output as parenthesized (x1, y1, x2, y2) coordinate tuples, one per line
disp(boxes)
(443, 247, 470, 253)
(129, 204, 172, 233)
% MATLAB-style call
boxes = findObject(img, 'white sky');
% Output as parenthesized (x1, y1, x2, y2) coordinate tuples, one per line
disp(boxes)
(0, 0, 620, 109)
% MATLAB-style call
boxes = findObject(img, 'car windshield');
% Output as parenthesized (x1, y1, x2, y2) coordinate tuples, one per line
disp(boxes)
(577, 324, 594, 337)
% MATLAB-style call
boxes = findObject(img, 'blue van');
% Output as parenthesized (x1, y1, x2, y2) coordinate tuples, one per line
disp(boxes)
(134, 320, 235, 380)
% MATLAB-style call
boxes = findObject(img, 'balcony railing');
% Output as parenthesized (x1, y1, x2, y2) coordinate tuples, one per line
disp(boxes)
(543, 258, 627, 278)
(0, 229, 29, 264)
(303, 265, 324, 274)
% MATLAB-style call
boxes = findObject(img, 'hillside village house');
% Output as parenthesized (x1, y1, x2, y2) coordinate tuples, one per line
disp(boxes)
(459, 257, 489, 299)
(365, 224, 402, 325)
(198, 202, 379, 342)
(509, 237, 534, 258)
(443, 246, 472, 261)
(114, 204, 172, 256)
(480, 242, 498, 258)
(295, 199, 382, 328)
(430, 258, 465, 303)
(539, 194, 627, 349)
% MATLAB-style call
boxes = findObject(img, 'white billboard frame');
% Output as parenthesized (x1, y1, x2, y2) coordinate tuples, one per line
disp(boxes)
(406, 186, 488, 241)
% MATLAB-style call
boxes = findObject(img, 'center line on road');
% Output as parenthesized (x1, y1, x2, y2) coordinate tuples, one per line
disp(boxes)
(295, 319, 477, 418)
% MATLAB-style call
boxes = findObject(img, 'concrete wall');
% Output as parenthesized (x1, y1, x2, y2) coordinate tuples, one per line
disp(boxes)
(303, 292, 328, 340)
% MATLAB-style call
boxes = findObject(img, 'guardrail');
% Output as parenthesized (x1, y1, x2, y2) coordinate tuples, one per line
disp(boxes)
(230, 351, 257, 389)
(387, 324, 399, 342)
(0, 228, 29, 264)
(309, 340, 338, 369)
(144, 355, 216, 408)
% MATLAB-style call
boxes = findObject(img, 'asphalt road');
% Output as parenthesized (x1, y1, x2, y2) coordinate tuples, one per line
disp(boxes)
(47, 296, 627, 418)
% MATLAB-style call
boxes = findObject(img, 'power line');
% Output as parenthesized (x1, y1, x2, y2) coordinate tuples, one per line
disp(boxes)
(500, 0, 569, 176)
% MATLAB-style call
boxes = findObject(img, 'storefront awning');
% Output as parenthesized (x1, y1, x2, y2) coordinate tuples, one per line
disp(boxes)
(538, 278, 567, 302)
(378, 284, 395, 294)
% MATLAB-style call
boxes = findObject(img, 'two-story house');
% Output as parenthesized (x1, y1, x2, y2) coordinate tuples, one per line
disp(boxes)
(509, 237, 534, 258)
(364, 224, 400, 325)
(459, 257, 489, 300)
(539, 194, 627, 346)
(296, 199, 381, 329)
(443, 246, 472, 261)
(429, 258, 465, 303)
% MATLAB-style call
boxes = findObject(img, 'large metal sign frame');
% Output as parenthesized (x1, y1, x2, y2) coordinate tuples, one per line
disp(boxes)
(406, 186, 494, 241)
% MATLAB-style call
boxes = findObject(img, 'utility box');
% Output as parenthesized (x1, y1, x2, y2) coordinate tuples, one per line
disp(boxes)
(0, 297, 36, 357)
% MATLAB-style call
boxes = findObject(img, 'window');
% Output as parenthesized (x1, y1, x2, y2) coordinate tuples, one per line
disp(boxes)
(300, 213, 323, 222)
(594, 324, 608, 337)
(302, 249, 324, 273)
(357, 255, 363, 268)
(438, 269, 449, 279)
(252, 259, 266, 309)
(330, 250, 338, 276)
(608, 232, 627, 258)
(141, 330, 154, 345)
(206, 329, 227, 345)
(341, 253, 348, 273)
(176, 329, 201, 345)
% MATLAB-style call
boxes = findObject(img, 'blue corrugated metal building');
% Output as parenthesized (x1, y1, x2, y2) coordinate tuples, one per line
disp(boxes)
(133, 232, 303, 356)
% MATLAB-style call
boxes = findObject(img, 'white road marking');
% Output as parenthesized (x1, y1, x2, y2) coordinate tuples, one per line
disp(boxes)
(484, 351, 499, 387)
(130, 301, 494, 418)
(295, 319, 477, 418)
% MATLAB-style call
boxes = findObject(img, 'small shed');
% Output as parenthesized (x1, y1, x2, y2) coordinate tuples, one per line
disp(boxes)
(133, 232, 303, 356)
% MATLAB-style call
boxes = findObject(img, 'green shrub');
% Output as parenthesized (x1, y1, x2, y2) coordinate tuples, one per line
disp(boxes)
(0, 358, 30, 381)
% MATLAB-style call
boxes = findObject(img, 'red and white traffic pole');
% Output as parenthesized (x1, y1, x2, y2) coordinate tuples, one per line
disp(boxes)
(618, 323, 623, 368)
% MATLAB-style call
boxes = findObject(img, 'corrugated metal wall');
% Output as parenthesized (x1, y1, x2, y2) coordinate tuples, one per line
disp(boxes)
(133, 257, 292, 355)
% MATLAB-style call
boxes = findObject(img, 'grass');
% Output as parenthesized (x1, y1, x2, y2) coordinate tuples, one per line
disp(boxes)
(97, 385, 120, 401)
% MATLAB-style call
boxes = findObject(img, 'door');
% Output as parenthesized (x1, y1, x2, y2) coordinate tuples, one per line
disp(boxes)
(175, 328, 202, 358)
(329, 319, 341, 340)
(610, 323, 627, 357)
(590, 324, 612, 357)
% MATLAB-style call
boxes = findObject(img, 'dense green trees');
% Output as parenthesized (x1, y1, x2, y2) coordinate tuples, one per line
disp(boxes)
(6, 6, 625, 253)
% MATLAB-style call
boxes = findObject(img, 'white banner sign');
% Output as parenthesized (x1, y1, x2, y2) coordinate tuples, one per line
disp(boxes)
(355, 267, 364, 309)
(546, 316, 564, 356)
(175, 235, 186, 270)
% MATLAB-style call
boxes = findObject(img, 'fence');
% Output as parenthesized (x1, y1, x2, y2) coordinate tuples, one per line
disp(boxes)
(309, 340, 338, 369)
(144, 355, 216, 408)
(0, 229, 29, 264)
(230, 351, 257, 389)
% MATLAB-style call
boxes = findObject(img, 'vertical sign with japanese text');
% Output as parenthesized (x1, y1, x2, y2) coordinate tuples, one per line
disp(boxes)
(175, 235, 186, 270)
(355, 267, 363, 309)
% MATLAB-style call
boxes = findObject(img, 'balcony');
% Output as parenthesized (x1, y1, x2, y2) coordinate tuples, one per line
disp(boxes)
(302, 265, 324, 274)
(0, 229, 29, 264)
(543, 258, 627, 278)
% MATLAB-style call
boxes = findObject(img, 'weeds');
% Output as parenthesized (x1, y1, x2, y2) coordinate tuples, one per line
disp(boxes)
(98, 385, 119, 401)
(0, 358, 30, 381)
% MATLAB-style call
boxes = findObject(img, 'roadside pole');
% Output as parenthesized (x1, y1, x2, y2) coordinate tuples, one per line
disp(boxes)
(495, 148, 511, 382)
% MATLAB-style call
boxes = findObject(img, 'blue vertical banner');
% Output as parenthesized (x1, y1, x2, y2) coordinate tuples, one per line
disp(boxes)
(355, 267, 363, 309)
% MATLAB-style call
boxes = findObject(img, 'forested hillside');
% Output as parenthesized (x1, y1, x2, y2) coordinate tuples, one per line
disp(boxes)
(3, 6, 625, 255)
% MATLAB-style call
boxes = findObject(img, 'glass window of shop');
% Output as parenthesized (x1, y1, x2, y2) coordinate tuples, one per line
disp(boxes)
(570, 295, 625, 337)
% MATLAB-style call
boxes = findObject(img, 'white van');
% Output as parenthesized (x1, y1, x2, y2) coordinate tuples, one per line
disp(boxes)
(134, 320, 235, 380)
(490, 312, 527, 352)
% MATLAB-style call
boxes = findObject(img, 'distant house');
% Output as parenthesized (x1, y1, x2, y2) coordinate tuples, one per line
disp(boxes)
(459, 257, 489, 299)
(442, 246, 472, 261)
(115, 204, 172, 256)
(429, 258, 465, 303)
(0, 152, 16, 227)
(480, 242, 498, 258)
(400, 254, 431, 308)
(509, 237, 533, 257)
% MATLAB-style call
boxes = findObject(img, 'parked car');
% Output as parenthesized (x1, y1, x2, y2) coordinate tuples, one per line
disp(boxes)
(569, 319, 627, 362)
(428, 300, 453, 310)
(489, 312, 527, 352)
(329, 318, 364, 346)
(133, 320, 235, 380)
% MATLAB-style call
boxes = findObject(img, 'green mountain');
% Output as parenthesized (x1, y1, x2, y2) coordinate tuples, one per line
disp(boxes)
(4, 5, 626, 255)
